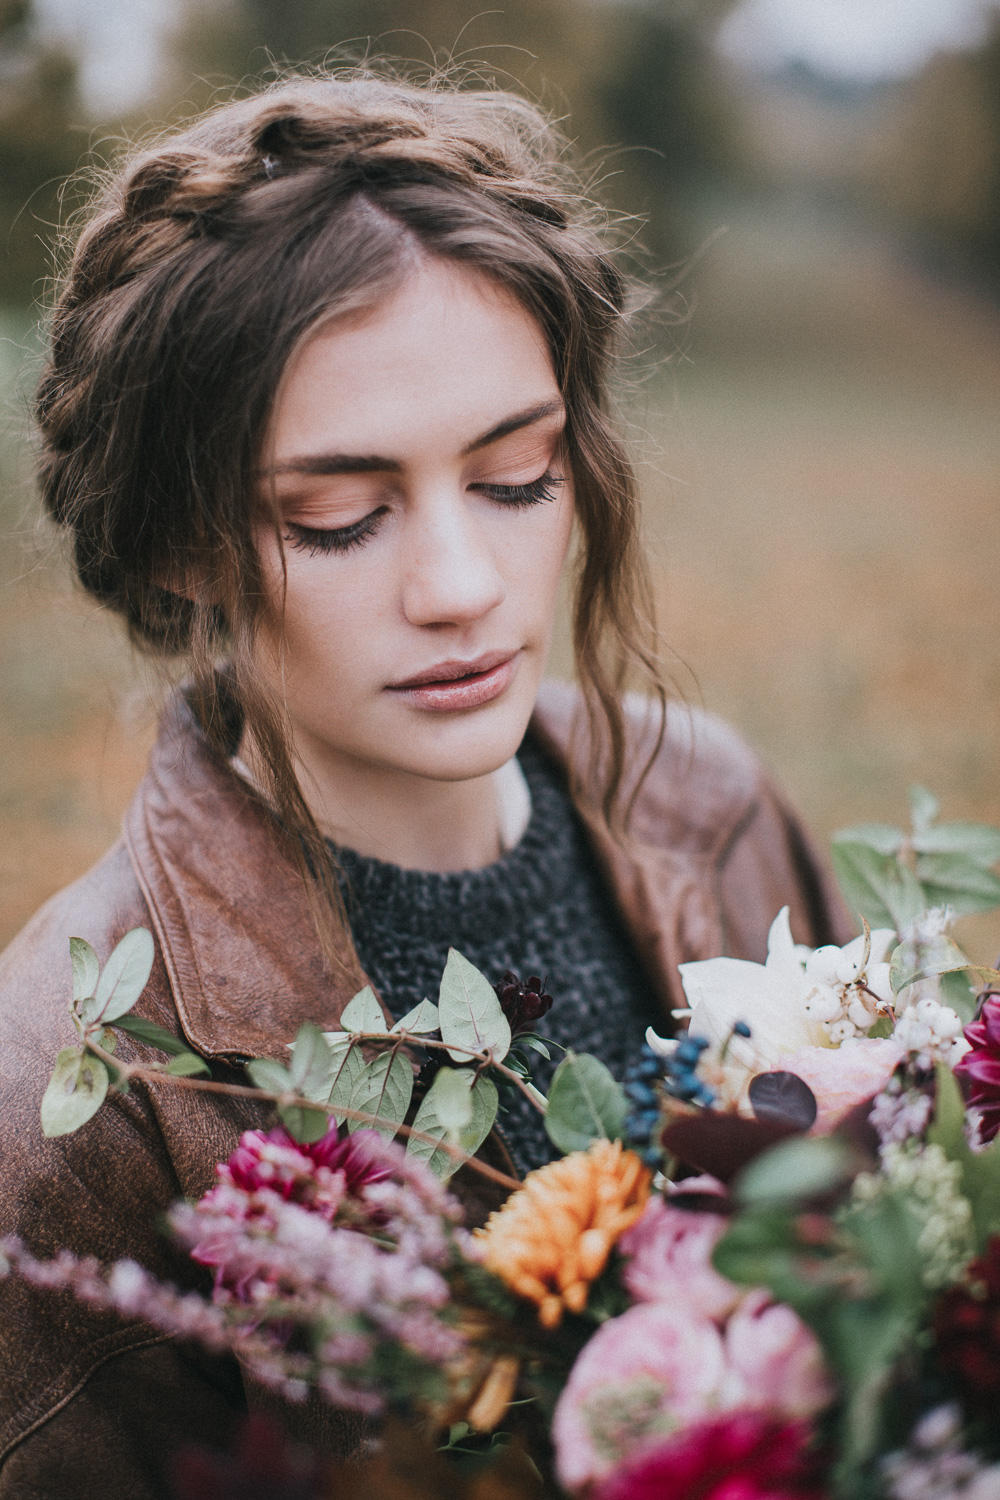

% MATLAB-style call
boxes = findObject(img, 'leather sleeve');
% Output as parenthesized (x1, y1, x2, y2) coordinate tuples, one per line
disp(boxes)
(715, 772, 854, 959)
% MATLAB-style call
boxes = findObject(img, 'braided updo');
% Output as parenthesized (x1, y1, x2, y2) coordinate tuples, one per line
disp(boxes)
(35, 70, 664, 964)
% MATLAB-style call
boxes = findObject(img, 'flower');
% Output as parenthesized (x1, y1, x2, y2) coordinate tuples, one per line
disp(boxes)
(592, 1413, 826, 1500)
(220, 1124, 393, 1213)
(551, 1291, 830, 1491)
(934, 1237, 1000, 1409)
(778, 1038, 903, 1133)
(551, 1302, 730, 1490)
(493, 970, 554, 1035)
(474, 1140, 650, 1328)
(954, 993, 1000, 1143)
(647, 909, 899, 1126)
(618, 1194, 743, 1321)
(722, 1290, 833, 1419)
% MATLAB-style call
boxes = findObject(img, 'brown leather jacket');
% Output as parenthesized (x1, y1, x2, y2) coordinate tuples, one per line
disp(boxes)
(0, 681, 846, 1497)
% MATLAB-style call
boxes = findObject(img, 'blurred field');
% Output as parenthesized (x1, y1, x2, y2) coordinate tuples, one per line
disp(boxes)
(2, 197, 999, 957)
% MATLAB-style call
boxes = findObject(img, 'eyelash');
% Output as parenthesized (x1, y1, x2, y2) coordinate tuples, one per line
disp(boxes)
(282, 471, 563, 556)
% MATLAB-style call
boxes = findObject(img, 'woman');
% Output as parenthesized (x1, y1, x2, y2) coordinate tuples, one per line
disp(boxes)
(0, 71, 844, 1496)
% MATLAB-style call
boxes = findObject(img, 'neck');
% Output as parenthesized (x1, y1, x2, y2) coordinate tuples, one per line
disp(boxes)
(238, 740, 509, 872)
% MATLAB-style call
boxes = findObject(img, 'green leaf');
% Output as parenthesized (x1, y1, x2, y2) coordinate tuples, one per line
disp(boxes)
(889, 933, 971, 995)
(69, 937, 99, 1007)
(712, 1209, 836, 1308)
(288, 1022, 335, 1101)
(913, 853, 1000, 917)
(279, 1102, 331, 1144)
(438, 949, 511, 1064)
(830, 838, 924, 930)
(391, 999, 440, 1035)
(831, 823, 905, 857)
(246, 1057, 293, 1094)
(339, 986, 387, 1034)
(324, 1033, 368, 1119)
(165, 1052, 211, 1078)
(113, 1014, 190, 1057)
(928, 1061, 1000, 1250)
(735, 1136, 852, 1208)
(908, 785, 939, 835)
(544, 1051, 626, 1153)
(515, 1034, 551, 1061)
(913, 822, 1000, 864)
(41, 1048, 110, 1137)
(408, 1072, 499, 1178)
(84, 928, 155, 1024)
(346, 1051, 414, 1139)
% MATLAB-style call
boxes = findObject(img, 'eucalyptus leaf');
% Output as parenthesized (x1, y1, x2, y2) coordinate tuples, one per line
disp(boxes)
(913, 852, 1000, 917)
(391, 999, 440, 1035)
(278, 1101, 331, 1144)
(113, 1014, 190, 1057)
(325, 1034, 368, 1119)
(288, 1022, 335, 1100)
(913, 822, 1000, 864)
(246, 1057, 293, 1094)
(346, 1051, 414, 1138)
(438, 948, 511, 1064)
(544, 1051, 626, 1154)
(165, 1052, 211, 1078)
(85, 928, 155, 1024)
(41, 1047, 110, 1137)
(407, 1072, 499, 1178)
(831, 823, 904, 857)
(339, 986, 387, 1034)
(69, 937, 99, 1008)
(889, 933, 970, 995)
(735, 1136, 851, 1207)
(908, 785, 939, 835)
(830, 839, 925, 931)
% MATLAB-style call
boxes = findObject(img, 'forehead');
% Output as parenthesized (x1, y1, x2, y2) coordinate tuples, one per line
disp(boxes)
(268, 259, 559, 459)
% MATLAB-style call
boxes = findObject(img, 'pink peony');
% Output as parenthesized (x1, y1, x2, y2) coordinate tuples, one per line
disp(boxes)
(722, 1290, 834, 1419)
(552, 1302, 728, 1491)
(619, 1195, 744, 1321)
(593, 1412, 827, 1500)
(779, 1038, 903, 1133)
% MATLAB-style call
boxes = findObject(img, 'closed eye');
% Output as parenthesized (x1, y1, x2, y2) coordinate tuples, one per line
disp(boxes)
(283, 508, 386, 556)
(477, 471, 564, 508)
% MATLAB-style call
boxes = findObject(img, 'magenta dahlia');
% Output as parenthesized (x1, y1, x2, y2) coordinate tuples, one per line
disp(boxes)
(593, 1413, 827, 1500)
(954, 993, 1000, 1143)
(221, 1123, 393, 1214)
(934, 1236, 1000, 1408)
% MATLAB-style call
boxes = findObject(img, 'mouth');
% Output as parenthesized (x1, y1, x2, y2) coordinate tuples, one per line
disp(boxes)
(387, 651, 519, 711)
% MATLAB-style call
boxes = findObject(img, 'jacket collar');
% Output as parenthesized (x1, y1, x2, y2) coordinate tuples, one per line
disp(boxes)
(124, 682, 735, 1062)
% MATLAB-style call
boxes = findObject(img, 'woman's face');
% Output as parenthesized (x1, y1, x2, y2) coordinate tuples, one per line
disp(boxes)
(253, 258, 574, 825)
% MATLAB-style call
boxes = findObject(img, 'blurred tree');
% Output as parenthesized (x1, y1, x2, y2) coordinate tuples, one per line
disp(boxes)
(166, 0, 741, 267)
(861, 20, 1000, 292)
(0, 0, 85, 305)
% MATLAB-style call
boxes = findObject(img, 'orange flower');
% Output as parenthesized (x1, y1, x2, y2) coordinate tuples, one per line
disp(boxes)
(474, 1140, 651, 1328)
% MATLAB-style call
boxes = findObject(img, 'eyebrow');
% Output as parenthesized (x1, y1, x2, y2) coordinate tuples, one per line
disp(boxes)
(262, 398, 566, 478)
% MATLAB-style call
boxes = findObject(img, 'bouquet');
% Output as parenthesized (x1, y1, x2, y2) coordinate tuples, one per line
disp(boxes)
(5, 787, 1000, 1499)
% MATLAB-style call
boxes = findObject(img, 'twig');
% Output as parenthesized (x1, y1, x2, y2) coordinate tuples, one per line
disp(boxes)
(83, 1038, 521, 1193)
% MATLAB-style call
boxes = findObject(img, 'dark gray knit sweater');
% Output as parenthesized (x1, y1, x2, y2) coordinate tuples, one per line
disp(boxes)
(334, 737, 659, 1174)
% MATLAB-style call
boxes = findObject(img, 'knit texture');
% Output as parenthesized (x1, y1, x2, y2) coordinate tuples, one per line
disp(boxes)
(334, 737, 659, 1174)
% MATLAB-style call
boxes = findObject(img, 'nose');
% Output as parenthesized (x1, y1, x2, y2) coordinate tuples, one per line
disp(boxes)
(401, 496, 506, 627)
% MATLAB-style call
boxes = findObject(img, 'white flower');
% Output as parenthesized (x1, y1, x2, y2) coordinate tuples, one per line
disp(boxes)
(647, 908, 899, 1113)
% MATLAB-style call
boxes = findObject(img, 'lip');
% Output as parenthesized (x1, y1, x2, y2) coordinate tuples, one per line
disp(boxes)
(387, 650, 518, 711)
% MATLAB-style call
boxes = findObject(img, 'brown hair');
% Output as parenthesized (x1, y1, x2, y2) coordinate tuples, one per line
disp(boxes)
(35, 68, 665, 965)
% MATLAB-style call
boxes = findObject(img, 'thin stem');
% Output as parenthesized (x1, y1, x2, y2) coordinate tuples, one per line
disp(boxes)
(83, 1037, 521, 1193)
(350, 1029, 549, 1116)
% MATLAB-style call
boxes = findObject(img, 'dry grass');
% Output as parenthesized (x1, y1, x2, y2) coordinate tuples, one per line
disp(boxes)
(2, 204, 999, 958)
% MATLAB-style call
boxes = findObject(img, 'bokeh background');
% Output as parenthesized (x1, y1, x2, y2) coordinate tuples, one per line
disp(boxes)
(2, 0, 999, 955)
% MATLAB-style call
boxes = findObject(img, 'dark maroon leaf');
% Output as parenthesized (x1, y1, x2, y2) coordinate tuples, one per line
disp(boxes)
(748, 1071, 818, 1132)
(661, 1110, 803, 1182)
